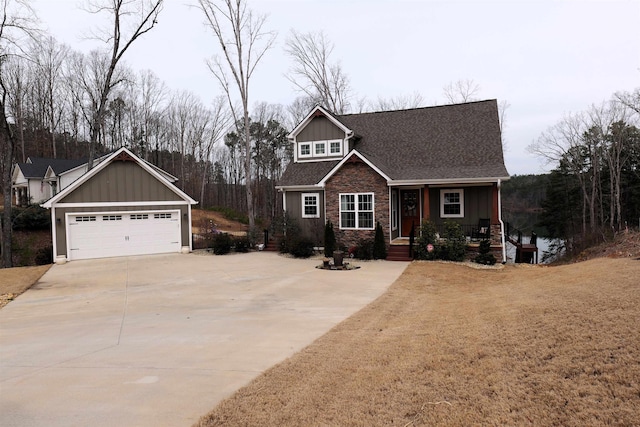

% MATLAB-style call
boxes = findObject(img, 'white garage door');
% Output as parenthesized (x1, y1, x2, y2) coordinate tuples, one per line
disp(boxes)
(67, 210, 181, 260)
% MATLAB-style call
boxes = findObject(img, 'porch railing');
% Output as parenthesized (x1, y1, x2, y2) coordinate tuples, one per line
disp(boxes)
(431, 223, 490, 242)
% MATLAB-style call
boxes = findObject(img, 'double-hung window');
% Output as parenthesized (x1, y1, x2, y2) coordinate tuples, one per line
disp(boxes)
(440, 189, 464, 218)
(340, 193, 374, 229)
(302, 193, 320, 218)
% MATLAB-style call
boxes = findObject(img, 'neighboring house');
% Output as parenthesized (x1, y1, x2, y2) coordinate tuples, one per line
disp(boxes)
(41, 147, 197, 263)
(12, 157, 87, 206)
(276, 100, 511, 261)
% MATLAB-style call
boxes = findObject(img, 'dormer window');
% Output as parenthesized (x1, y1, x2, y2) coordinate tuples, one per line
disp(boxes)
(314, 141, 326, 156)
(329, 140, 342, 155)
(299, 143, 312, 158)
(297, 139, 344, 161)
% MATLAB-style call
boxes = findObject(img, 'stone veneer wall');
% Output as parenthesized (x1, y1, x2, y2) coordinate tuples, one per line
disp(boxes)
(490, 223, 503, 247)
(324, 161, 389, 249)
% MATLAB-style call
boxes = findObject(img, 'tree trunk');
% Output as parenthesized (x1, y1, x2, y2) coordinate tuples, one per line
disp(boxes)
(1, 101, 15, 268)
(244, 107, 255, 230)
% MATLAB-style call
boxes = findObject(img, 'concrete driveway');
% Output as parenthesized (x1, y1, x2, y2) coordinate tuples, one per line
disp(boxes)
(0, 252, 407, 427)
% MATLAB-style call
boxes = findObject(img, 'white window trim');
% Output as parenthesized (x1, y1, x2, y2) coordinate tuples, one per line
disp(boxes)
(440, 189, 464, 218)
(328, 139, 343, 155)
(313, 141, 327, 157)
(301, 193, 320, 218)
(299, 142, 312, 158)
(339, 192, 375, 230)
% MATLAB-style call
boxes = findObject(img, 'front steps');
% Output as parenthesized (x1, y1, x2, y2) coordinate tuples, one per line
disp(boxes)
(386, 244, 413, 261)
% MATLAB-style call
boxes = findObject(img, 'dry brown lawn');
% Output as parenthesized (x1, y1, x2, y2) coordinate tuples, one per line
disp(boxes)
(191, 208, 248, 235)
(196, 258, 640, 426)
(0, 264, 50, 308)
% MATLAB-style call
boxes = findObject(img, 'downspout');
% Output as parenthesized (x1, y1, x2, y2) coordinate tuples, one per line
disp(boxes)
(388, 185, 392, 244)
(497, 179, 507, 264)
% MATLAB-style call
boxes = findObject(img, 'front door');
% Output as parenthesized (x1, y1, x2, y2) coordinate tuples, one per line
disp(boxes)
(401, 189, 420, 236)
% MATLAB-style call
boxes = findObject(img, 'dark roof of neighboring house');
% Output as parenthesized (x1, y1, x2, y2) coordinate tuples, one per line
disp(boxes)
(18, 157, 87, 179)
(279, 100, 510, 186)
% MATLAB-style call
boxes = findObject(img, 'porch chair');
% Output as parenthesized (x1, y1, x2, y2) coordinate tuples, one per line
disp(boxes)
(471, 218, 491, 241)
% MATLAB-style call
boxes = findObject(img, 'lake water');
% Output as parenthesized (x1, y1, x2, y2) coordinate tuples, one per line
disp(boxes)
(505, 236, 557, 264)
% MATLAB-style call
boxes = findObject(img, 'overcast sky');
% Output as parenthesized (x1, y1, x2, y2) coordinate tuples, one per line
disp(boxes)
(32, 0, 640, 176)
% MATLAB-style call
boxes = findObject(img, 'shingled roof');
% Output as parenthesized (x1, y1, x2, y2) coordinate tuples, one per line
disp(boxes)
(18, 157, 87, 179)
(279, 100, 510, 187)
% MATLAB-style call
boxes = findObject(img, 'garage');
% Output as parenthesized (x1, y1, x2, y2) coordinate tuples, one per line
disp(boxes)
(42, 147, 197, 263)
(67, 210, 181, 260)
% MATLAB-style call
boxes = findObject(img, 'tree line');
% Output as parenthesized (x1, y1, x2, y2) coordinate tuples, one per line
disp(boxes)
(530, 88, 640, 254)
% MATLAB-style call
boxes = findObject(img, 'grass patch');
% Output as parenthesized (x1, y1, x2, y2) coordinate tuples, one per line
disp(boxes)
(195, 258, 640, 426)
(207, 206, 249, 225)
(0, 264, 51, 309)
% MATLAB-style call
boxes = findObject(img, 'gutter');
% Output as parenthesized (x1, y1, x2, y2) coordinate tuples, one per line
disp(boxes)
(497, 178, 507, 264)
(388, 176, 511, 187)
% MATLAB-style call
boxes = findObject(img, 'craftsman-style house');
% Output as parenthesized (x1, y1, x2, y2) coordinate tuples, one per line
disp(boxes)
(276, 100, 511, 261)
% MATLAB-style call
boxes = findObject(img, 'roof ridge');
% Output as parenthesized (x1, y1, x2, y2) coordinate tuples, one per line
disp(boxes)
(338, 99, 497, 118)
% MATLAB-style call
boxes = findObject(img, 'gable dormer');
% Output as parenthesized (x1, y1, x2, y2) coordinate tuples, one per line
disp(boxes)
(288, 105, 354, 163)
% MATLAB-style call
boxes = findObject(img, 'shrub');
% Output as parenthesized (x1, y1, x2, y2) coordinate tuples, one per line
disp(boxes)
(8, 205, 51, 231)
(324, 220, 336, 257)
(353, 238, 374, 260)
(289, 238, 315, 258)
(414, 220, 467, 261)
(474, 239, 496, 265)
(414, 220, 439, 260)
(234, 236, 251, 253)
(272, 213, 300, 254)
(440, 220, 467, 261)
(35, 246, 53, 265)
(373, 222, 387, 259)
(210, 233, 233, 255)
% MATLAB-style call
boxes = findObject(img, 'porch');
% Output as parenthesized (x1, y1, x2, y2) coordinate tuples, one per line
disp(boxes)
(387, 222, 504, 262)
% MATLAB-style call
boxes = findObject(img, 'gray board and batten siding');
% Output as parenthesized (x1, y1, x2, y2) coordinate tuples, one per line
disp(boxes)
(58, 161, 180, 203)
(285, 190, 325, 240)
(428, 185, 493, 226)
(296, 116, 346, 142)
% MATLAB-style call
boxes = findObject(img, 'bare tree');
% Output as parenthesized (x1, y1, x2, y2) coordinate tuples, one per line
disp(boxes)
(285, 29, 351, 114)
(529, 112, 602, 234)
(615, 87, 640, 114)
(65, 49, 131, 153)
(3, 55, 27, 160)
(0, 0, 39, 267)
(498, 99, 510, 152)
(588, 101, 635, 231)
(33, 36, 69, 158)
(82, 0, 163, 168)
(368, 91, 425, 112)
(443, 79, 480, 104)
(285, 95, 315, 130)
(197, 0, 276, 230)
(136, 69, 167, 158)
(199, 96, 230, 205)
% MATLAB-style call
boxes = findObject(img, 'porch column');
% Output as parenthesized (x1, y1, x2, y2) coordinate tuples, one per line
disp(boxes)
(422, 185, 430, 221)
(492, 183, 499, 224)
